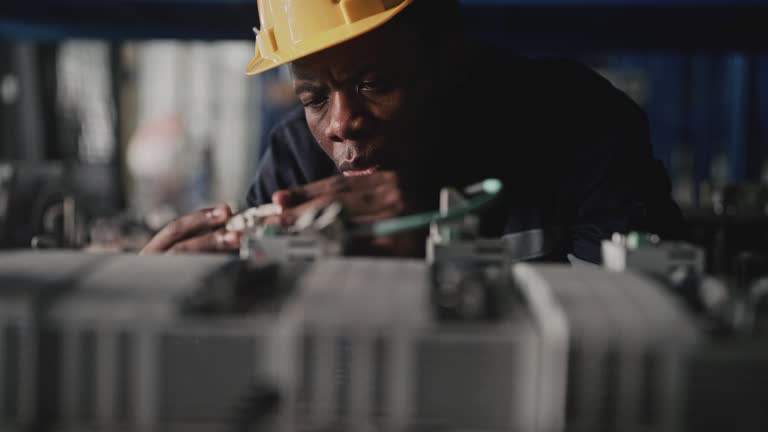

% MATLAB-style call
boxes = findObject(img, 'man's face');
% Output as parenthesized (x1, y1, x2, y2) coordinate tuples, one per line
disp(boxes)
(291, 23, 433, 177)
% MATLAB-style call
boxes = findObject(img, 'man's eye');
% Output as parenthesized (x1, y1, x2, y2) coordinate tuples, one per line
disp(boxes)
(303, 97, 327, 109)
(359, 80, 387, 92)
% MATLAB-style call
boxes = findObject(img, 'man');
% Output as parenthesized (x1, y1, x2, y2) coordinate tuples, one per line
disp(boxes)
(141, 0, 685, 263)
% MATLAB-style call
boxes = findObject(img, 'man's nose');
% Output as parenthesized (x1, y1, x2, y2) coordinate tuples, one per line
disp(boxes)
(325, 91, 369, 143)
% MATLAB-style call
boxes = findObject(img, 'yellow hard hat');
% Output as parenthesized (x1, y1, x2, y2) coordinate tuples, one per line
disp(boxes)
(246, 0, 416, 75)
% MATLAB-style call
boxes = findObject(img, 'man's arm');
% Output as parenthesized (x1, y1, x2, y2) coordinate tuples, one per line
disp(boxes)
(245, 107, 337, 207)
(554, 63, 686, 263)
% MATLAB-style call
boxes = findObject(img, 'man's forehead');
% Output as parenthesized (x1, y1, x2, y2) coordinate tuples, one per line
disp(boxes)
(291, 60, 389, 84)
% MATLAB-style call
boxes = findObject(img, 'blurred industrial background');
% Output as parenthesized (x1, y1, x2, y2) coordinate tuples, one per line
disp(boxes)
(1, 0, 768, 258)
(3, 2, 768, 432)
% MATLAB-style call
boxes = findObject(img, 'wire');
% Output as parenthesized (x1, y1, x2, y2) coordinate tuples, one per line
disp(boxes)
(367, 178, 503, 237)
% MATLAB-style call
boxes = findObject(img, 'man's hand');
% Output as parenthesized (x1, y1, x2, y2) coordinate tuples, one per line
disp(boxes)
(267, 171, 407, 226)
(266, 171, 426, 256)
(140, 205, 241, 254)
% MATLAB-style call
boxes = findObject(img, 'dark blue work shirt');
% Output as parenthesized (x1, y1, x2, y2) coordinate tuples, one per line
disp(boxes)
(246, 54, 686, 263)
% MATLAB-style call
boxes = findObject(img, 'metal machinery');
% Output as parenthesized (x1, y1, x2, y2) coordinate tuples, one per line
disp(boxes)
(2, 184, 768, 432)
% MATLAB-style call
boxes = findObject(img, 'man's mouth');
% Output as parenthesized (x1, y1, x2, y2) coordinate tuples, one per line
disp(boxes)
(339, 158, 381, 177)
(342, 166, 379, 177)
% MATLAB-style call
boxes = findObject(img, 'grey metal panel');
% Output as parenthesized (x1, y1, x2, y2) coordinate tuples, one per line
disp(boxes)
(0, 250, 105, 293)
(276, 258, 553, 431)
(414, 337, 527, 429)
(516, 265, 702, 432)
(158, 332, 258, 422)
(2, 323, 20, 420)
(49, 254, 232, 323)
(0, 250, 105, 429)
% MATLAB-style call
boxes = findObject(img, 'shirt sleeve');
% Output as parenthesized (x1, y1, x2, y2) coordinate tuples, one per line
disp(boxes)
(245, 145, 280, 207)
(556, 64, 686, 263)
(245, 107, 337, 208)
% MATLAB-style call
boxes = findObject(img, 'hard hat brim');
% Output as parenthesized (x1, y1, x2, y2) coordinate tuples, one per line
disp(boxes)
(246, 0, 415, 76)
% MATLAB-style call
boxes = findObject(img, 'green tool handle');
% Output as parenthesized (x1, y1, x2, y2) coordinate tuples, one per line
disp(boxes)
(366, 178, 503, 237)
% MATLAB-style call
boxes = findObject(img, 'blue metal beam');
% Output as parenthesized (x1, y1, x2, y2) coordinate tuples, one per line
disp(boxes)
(462, 0, 768, 5)
(1, 0, 768, 44)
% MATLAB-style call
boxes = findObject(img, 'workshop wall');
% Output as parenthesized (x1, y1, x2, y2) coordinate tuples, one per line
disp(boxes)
(123, 41, 264, 220)
(0, 40, 279, 232)
(588, 53, 768, 208)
